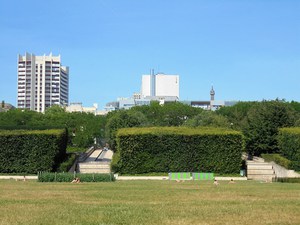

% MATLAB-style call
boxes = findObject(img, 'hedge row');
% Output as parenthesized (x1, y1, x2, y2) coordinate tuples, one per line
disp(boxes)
(261, 154, 291, 169)
(278, 128, 300, 171)
(57, 153, 77, 172)
(276, 177, 300, 183)
(0, 125, 65, 130)
(38, 172, 115, 182)
(0, 129, 67, 173)
(114, 127, 244, 174)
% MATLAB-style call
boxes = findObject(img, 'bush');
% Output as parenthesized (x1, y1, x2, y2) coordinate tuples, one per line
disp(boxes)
(261, 154, 291, 169)
(37, 172, 115, 182)
(66, 146, 86, 153)
(277, 128, 300, 171)
(57, 153, 77, 172)
(290, 161, 300, 172)
(0, 129, 67, 173)
(276, 177, 300, 183)
(114, 127, 244, 174)
(244, 100, 296, 156)
(111, 151, 120, 173)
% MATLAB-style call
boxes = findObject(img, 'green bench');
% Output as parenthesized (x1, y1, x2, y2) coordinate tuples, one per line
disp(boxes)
(168, 172, 214, 181)
(192, 172, 214, 180)
(168, 172, 192, 180)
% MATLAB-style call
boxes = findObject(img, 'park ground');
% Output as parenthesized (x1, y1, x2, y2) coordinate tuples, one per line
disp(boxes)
(0, 180, 299, 225)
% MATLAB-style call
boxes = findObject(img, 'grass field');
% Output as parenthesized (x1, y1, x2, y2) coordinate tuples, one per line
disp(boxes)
(0, 180, 300, 225)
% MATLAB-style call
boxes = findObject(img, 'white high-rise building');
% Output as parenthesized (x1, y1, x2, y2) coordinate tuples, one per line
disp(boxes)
(141, 72, 179, 100)
(17, 53, 69, 112)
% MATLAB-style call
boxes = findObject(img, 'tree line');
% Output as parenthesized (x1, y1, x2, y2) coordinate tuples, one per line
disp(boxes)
(0, 105, 106, 149)
(1, 99, 300, 157)
(106, 100, 300, 157)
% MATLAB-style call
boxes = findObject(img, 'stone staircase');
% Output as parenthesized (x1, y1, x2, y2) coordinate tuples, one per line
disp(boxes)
(77, 162, 110, 174)
(247, 158, 275, 181)
(246, 156, 300, 181)
(76, 149, 113, 174)
(270, 161, 300, 178)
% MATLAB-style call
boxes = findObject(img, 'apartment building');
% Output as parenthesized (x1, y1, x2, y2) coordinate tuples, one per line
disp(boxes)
(17, 53, 69, 112)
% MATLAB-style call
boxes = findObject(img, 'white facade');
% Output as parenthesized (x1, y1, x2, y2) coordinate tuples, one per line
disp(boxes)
(66, 103, 98, 115)
(17, 53, 69, 112)
(141, 73, 179, 99)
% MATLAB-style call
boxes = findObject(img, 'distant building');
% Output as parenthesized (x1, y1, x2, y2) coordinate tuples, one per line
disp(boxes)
(17, 53, 69, 112)
(0, 102, 15, 112)
(104, 71, 180, 111)
(182, 86, 237, 110)
(103, 72, 237, 112)
(105, 97, 151, 111)
(66, 103, 98, 115)
(141, 71, 179, 101)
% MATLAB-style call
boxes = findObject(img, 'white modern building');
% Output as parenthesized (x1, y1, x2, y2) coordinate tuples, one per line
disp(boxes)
(103, 71, 180, 111)
(17, 53, 69, 112)
(141, 72, 179, 100)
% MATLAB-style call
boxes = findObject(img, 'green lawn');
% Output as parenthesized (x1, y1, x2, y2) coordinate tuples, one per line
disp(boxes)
(0, 180, 300, 225)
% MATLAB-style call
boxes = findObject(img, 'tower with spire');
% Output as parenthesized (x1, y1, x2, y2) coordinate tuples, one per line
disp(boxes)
(210, 86, 215, 101)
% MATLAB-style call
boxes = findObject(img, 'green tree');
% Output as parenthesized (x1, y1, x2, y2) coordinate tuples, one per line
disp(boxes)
(217, 101, 257, 130)
(290, 100, 300, 113)
(105, 110, 148, 149)
(244, 100, 296, 156)
(185, 111, 229, 128)
(132, 101, 202, 126)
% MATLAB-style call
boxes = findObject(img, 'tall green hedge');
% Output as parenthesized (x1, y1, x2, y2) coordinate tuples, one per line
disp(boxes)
(38, 172, 115, 182)
(278, 127, 300, 171)
(0, 129, 67, 173)
(114, 127, 244, 174)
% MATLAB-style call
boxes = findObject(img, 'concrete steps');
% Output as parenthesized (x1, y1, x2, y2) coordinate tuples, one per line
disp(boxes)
(247, 160, 275, 181)
(78, 162, 110, 174)
(76, 149, 113, 174)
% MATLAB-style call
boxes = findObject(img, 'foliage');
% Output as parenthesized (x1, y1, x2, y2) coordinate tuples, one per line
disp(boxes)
(217, 101, 257, 130)
(105, 110, 148, 149)
(290, 161, 300, 172)
(0, 106, 106, 148)
(261, 154, 291, 169)
(277, 127, 300, 171)
(37, 172, 115, 182)
(105, 102, 203, 149)
(276, 178, 300, 183)
(0, 129, 67, 173)
(66, 146, 86, 153)
(114, 127, 244, 174)
(290, 101, 300, 113)
(243, 100, 296, 156)
(131, 101, 202, 126)
(111, 150, 120, 172)
(185, 110, 229, 128)
(57, 153, 77, 172)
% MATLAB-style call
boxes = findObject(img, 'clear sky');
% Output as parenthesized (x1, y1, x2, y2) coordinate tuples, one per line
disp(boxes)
(0, 0, 299, 109)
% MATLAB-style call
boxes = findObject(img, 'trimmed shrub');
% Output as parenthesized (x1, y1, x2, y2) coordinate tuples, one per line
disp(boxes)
(38, 172, 115, 182)
(111, 151, 121, 173)
(0, 129, 67, 173)
(276, 177, 300, 183)
(57, 153, 77, 172)
(114, 127, 244, 174)
(261, 154, 291, 169)
(278, 128, 300, 171)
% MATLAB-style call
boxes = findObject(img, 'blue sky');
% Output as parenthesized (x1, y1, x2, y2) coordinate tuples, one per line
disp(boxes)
(0, 0, 299, 109)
